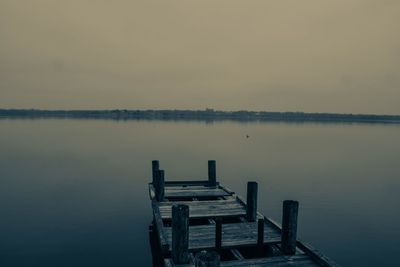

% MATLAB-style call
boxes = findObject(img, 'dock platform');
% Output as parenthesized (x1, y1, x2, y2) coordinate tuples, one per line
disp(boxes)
(149, 161, 338, 267)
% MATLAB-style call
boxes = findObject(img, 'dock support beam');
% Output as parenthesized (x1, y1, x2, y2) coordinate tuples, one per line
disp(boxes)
(281, 200, 299, 255)
(154, 170, 165, 202)
(246, 181, 258, 222)
(152, 160, 159, 184)
(195, 250, 220, 267)
(172, 204, 190, 264)
(215, 218, 222, 251)
(257, 218, 264, 250)
(208, 160, 217, 187)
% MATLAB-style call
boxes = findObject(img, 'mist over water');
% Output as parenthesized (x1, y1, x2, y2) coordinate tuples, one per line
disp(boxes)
(1, 119, 399, 266)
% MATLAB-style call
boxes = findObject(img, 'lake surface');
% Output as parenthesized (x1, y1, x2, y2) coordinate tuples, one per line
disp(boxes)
(1, 119, 399, 267)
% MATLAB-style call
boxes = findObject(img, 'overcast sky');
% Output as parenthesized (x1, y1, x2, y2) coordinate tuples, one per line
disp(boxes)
(0, 0, 399, 114)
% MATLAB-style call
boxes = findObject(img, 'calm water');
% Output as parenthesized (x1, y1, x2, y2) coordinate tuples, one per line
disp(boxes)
(1, 119, 400, 267)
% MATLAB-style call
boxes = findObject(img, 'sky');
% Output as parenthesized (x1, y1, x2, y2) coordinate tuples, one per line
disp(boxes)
(0, 0, 399, 114)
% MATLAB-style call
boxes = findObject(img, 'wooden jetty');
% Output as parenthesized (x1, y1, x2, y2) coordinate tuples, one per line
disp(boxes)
(149, 160, 339, 267)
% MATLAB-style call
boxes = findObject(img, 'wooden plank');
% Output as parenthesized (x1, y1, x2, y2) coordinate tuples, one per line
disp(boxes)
(163, 222, 281, 251)
(158, 198, 239, 207)
(151, 182, 228, 200)
(158, 201, 246, 219)
(296, 241, 340, 267)
(151, 200, 170, 253)
(162, 209, 246, 220)
(159, 201, 246, 220)
(149, 184, 156, 200)
(195, 250, 220, 267)
(219, 255, 320, 267)
(165, 185, 218, 190)
(165, 188, 231, 198)
(165, 254, 320, 267)
(230, 249, 244, 260)
(165, 180, 212, 186)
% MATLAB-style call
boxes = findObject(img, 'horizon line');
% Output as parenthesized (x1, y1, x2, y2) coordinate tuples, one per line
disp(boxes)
(0, 108, 399, 117)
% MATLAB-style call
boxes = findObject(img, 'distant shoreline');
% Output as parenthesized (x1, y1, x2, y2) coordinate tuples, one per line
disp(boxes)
(1, 109, 400, 124)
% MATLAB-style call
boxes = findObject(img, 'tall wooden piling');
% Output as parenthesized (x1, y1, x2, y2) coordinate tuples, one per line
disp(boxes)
(257, 218, 264, 250)
(246, 181, 258, 222)
(152, 160, 159, 184)
(281, 200, 299, 255)
(215, 218, 222, 251)
(208, 160, 217, 186)
(195, 250, 220, 267)
(154, 170, 165, 202)
(172, 204, 190, 264)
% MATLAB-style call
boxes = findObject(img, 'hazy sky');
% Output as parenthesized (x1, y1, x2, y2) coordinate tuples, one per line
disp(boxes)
(0, 0, 399, 114)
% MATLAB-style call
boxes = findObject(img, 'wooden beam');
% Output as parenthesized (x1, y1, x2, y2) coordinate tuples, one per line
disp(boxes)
(165, 180, 211, 186)
(215, 218, 222, 251)
(208, 160, 217, 186)
(195, 250, 220, 267)
(151, 201, 169, 253)
(246, 182, 258, 222)
(257, 218, 264, 250)
(154, 170, 165, 201)
(172, 204, 190, 264)
(152, 160, 159, 184)
(297, 241, 341, 267)
(281, 200, 299, 255)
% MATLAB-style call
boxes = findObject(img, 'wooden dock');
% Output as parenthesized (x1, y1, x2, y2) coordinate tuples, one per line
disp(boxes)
(149, 161, 339, 267)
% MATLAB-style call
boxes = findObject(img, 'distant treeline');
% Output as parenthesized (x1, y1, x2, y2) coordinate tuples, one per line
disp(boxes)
(1, 108, 400, 123)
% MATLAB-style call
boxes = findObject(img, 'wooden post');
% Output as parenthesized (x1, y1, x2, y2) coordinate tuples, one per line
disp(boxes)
(208, 160, 216, 186)
(215, 218, 222, 251)
(195, 250, 220, 267)
(152, 160, 159, 184)
(172, 204, 190, 264)
(246, 181, 258, 222)
(257, 218, 264, 250)
(281, 200, 299, 255)
(154, 170, 165, 202)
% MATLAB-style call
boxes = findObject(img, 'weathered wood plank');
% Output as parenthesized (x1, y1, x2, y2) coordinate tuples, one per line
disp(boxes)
(165, 254, 320, 267)
(151, 200, 170, 253)
(158, 204, 244, 212)
(195, 250, 220, 267)
(151, 185, 231, 200)
(162, 209, 246, 220)
(296, 242, 340, 267)
(158, 204, 246, 219)
(158, 198, 239, 207)
(165, 188, 231, 198)
(165, 180, 213, 186)
(163, 222, 281, 251)
(166, 185, 218, 190)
